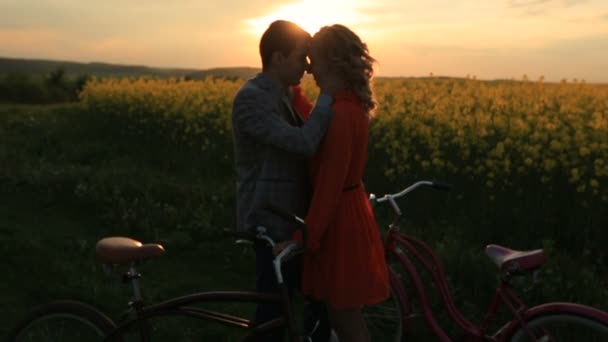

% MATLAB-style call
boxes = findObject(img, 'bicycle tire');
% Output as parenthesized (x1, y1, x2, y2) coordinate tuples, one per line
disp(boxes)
(6, 300, 118, 342)
(362, 269, 408, 342)
(503, 308, 608, 342)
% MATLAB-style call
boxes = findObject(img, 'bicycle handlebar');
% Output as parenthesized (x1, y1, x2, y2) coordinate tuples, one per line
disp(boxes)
(223, 222, 304, 285)
(242, 180, 450, 245)
(370, 180, 451, 215)
(431, 181, 452, 191)
(223, 202, 309, 247)
(256, 181, 450, 238)
(263, 203, 308, 249)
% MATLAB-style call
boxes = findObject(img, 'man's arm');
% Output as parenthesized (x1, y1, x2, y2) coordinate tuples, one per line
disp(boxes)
(232, 86, 333, 157)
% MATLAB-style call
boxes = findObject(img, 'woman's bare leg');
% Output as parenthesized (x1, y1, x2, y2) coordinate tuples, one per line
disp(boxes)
(327, 306, 370, 342)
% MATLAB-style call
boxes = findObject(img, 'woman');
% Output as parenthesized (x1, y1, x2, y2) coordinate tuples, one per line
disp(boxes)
(279, 24, 390, 342)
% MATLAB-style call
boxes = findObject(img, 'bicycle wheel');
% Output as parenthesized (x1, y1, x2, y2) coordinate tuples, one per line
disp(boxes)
(7, 300, 117, 342)
(505, 311, 608, 342)
(362, 270, 407, 342)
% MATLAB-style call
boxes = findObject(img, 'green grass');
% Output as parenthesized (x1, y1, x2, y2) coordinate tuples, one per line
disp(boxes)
(0, 186, 260, 339)
(1, 102, 606, 340)
(0, 104, 257, 339)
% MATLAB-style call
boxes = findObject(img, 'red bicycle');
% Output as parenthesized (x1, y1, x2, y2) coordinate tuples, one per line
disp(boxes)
(362, 180, 608, 341)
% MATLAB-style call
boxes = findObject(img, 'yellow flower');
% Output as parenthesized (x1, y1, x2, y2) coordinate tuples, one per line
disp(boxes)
(571, 168, 579, 177)
(543, 159, 557, 172)
(495, 142, 505, 157)
(549, 140, 562, 152)
(590, 179, 600, 188)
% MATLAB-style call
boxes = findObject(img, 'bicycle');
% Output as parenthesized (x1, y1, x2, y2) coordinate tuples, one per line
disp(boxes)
(6, 205, 324, 342)
(8, 182, 608, 342)
(361, 180, 608, 341)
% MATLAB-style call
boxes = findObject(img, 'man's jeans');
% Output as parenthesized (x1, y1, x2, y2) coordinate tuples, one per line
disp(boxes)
(253, 242, 330, 342)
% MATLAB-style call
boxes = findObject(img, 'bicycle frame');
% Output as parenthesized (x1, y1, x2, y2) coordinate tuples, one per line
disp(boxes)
(96, 231, 303, 342)
(385, 228, 486, 341)
(375, 181, 608, 341)
(102, 290, 291, 342)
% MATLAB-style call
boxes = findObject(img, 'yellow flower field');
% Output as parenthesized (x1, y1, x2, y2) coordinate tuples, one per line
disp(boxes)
(80, 76, 608, 200)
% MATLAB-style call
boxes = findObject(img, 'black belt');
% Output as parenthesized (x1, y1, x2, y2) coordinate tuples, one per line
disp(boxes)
(343, 181, 363, 192)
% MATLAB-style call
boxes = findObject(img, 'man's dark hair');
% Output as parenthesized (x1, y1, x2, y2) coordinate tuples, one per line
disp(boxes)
(259, 20, 310, 70)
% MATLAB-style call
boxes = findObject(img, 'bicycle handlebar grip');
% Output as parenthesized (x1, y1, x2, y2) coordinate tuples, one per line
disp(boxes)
(369, 193, 378, 208)
(432, 181, 452, 191)
(263, 203, 309, 248)
(263, 203, 304, 225)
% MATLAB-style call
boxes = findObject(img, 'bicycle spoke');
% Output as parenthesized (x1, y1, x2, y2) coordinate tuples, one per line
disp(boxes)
(9, 302, 112, 342)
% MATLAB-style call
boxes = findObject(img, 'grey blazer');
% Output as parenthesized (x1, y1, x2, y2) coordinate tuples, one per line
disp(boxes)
(232, 73, 334, 241)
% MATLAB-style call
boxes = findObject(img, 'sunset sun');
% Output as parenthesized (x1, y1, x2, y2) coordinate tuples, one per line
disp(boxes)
(245, 0, 366, 36)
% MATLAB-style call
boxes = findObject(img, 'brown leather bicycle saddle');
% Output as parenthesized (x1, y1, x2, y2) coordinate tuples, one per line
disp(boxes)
(485, 244, 546, 274)
(96, 237, 165, 264)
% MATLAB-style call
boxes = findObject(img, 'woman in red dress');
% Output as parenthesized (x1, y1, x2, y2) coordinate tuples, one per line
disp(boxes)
(279, 25, 390, 342)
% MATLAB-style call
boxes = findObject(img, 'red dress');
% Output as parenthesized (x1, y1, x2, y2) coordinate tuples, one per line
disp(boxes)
(292, 88, 390, 310)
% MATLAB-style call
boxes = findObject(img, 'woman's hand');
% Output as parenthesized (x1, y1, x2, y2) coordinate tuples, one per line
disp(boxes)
(272, 240, 301, 256)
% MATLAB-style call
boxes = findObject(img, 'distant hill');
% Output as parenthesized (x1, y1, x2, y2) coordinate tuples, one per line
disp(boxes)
(0, 57, 260, 80)
(187, 67, 260, 81)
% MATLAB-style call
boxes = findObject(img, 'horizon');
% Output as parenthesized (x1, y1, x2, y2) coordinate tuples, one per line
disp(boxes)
(1, 1, 607, 82)
(4, 55, 608, 84)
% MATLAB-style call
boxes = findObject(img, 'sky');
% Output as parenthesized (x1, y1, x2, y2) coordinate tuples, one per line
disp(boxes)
(1, 0, 607, 82)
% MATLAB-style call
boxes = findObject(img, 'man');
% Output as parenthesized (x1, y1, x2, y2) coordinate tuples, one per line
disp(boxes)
(232, 20, 338, 341)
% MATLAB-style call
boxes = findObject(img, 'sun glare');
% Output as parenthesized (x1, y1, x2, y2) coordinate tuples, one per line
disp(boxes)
(246, 0, 365, 36)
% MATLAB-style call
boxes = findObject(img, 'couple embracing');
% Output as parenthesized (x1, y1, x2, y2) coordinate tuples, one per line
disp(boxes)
(232, 20, 389, 342)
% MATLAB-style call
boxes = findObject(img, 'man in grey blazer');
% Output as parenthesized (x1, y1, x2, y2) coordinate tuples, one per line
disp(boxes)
(232, 20, 339, 341)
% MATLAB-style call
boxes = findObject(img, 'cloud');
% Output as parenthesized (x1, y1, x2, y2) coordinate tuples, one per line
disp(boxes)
(508, 0, 552, 8)
(562, 0, 591, 7)
(0, 1, 276, 39)
(508, 0, 588, 7)
(507, 0, 590, 16)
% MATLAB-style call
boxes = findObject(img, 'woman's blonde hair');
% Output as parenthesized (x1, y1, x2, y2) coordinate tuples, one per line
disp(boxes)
(312, 24, 377, 115)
